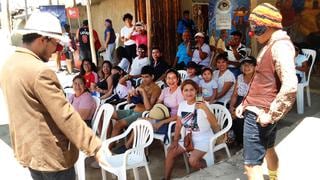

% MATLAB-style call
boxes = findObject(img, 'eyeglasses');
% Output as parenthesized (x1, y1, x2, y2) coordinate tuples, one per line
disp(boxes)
(137, 49, 145, 53)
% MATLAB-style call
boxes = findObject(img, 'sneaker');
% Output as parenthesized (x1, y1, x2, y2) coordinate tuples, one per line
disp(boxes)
(90, 161, 100, 169)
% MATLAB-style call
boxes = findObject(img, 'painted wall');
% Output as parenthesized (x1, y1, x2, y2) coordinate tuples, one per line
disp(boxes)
(73, 0, 135, 45)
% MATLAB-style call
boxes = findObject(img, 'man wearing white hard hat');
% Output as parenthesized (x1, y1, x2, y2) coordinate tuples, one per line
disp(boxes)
(0, 12, 103, 180)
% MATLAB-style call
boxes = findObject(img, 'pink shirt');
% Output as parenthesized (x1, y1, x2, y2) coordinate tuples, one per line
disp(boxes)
(68, 92, 96, 121)
(131, 33, 148, 48)
(158, 87, 184, 116)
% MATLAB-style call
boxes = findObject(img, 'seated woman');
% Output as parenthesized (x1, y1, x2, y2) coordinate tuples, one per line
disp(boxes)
(68, 75, 97, 127)
(164, 80, 220, 180)
(104, 66, 132, 104)
(229, 56, 256, 146)
(213, 54, 235, 107)
(152, 69, 184, 132)
(294, 45, 309, 83)
(94, 61, 113, 98)
(116, 46, 131, 73)
(80, 59, 98, 89)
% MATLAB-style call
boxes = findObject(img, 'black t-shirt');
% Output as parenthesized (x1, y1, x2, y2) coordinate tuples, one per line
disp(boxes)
(79, 26, 90, 50)
(151, 59, 170, 81)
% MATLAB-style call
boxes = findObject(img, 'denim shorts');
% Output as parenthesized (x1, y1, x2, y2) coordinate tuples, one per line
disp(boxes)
(117, 109, 142, 125)
(243, 110, 277, 165)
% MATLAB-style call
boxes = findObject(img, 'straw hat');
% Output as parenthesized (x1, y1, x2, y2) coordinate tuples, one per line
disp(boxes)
(149, 104, 170, 120)
(16, 12, 69, 43)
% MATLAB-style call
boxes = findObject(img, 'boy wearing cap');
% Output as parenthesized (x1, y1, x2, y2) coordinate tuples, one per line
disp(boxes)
(189, 32, 211, 67)
(0, 12, 102, 179)
(236, 3, 297, 180)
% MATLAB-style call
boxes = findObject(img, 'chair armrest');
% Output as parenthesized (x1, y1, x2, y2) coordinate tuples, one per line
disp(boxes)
(124, 103, 135, 110)
(116, 100, 129, 110)
(167, 121, 177, 143)
(142, 111, 150, 118)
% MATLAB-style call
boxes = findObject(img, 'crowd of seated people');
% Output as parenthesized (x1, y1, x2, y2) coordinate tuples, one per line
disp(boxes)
(61, 11, 307, 176)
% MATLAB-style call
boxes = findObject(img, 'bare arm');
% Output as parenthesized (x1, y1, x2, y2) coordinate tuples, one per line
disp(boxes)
(216, 82, 234, 100)
(296, 61, 309, 73)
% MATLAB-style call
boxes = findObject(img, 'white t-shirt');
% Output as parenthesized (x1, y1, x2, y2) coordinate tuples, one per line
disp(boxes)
(118, 57, 130, 73)
(295, 54, 308, 80)
(116, 80, 132, 99)
(129, 57, 150, 76)
(192, 43, 211, 66)
(199, 79, 218, 98)
(120, 26, 135, 46)
(177, 101, 214, 137)
(213, 69, 235, 103)
(187, 75, 201, 84)
(237, 74, 249, 97)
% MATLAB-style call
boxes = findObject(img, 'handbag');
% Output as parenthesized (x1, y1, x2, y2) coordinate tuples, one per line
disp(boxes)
(183, 131, 194, 152)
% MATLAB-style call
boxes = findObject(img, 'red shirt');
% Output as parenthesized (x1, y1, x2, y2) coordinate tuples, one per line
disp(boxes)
(84, 72, 98, 88)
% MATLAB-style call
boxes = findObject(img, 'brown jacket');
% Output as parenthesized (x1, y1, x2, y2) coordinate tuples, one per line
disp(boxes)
(0, 47, 101, 171)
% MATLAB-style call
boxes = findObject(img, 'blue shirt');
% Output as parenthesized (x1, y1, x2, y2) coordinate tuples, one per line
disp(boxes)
(176, 43, 191, 65)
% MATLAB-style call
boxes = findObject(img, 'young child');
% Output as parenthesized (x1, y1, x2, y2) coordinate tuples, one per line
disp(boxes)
(229, 56, 256, 146)
(186, 61, 200, 84)
(199, 67, 218, 104)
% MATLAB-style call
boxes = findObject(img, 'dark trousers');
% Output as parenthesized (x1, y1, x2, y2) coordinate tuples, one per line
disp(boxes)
(29, 167, 76, 180)
(231, 96, 244, 145)
(125, 44, 137, 61)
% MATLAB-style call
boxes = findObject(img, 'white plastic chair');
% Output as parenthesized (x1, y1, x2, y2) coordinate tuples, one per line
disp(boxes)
(142, 111, 176, 156)
(155, 80, 165, 89)
(182, 104, 232, 172)
(296, 49, 316, 114)
(99, 119, 154, 180)
(75, 103, 114, 180)
(178, 70, 188, 82)
(245, 48, 252, 56)
(203, 104, 232, 166)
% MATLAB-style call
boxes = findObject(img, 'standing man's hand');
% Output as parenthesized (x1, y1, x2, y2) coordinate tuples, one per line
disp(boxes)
(235, 104, 244, 118)
(257, 112, 273, 127)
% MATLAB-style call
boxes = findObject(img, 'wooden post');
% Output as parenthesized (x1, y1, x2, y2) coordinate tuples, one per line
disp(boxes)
(250, 0, 258, 57)
(86, 0, 97, 65)
(145, 0, 152, 58)
(1, 0, 11, 45)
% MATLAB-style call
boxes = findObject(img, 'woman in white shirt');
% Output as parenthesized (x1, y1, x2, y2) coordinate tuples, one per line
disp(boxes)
(116, 46, 131, 73)
(164, 79, 220, 179)
(213, 54, 235, 106)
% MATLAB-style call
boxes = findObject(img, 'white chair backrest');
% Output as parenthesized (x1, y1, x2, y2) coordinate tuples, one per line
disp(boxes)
(130, 119, 154, 157)
(209, 104, 232, 136)
(155, 80, 165, 89)
(92, 96, 101, 120)
(178, 70, 188, 81)
(246, 48, 252, 56)
(301, 49, 316, 84)
(91, 103, 114, 140)
(64, 87, 74, 100)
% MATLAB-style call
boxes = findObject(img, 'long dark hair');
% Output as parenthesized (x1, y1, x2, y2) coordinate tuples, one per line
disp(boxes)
(111, 66, 127, 90)
(80, 59, 97, 75)
(100, 61, 112, 79)
(116, 46, 131, 64)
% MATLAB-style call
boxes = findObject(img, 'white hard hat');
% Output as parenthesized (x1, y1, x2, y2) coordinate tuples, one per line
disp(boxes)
(16, 12, 69, 43)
